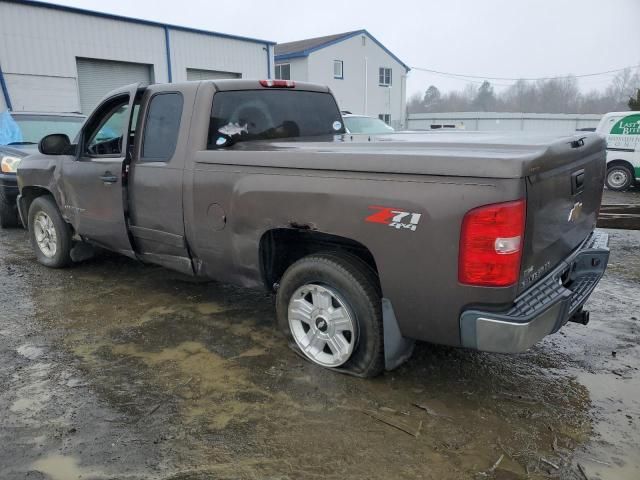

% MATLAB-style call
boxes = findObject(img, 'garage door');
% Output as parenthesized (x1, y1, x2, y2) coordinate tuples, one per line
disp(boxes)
(76, 58, 153, 114)
(186, 68, 241, 81)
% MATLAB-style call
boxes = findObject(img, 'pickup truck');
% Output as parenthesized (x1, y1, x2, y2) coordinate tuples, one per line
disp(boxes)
(16, 79, 610, 377)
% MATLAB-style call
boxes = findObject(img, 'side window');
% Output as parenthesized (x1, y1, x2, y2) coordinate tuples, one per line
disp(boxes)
(85, 99, 129, 156)
(378, 114, 391, 125)
(140, 93, 183, 162)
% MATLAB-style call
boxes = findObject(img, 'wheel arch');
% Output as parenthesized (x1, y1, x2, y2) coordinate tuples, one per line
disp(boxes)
(606, 159, 636, 176)
(259, 228, 381, 293)
(19, 186, 57, 230)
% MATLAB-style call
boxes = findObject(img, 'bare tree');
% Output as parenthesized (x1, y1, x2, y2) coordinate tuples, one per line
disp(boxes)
(407, 92, 425, 113)
(502, 79, 538, 113)
(472, 81, 498, 111)
(409, 67, 640, 114)
(579, 89, 617, 114)
(630, 89, 640, 110)
(606, 68, 640, 110)
(423, 85, 442, 111)
(534, 76, 580, 113)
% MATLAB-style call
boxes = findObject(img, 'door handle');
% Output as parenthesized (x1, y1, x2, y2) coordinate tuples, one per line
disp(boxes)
(100, 172, 118, 184)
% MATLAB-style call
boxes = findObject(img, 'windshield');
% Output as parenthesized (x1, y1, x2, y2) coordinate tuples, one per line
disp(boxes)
(208, 90, 344, 148)
(344, 116, 394, 134)
(2, 114, 84, 145)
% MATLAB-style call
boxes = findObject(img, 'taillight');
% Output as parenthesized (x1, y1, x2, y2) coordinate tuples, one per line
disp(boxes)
(459, 199, 526, 287)
(259, 79, 295, 88)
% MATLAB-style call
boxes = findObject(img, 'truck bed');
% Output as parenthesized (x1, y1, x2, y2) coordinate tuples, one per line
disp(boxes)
(217, 130, 605, 180)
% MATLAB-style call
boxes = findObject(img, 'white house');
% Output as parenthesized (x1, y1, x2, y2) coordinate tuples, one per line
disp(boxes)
(275, 30, 410, 129)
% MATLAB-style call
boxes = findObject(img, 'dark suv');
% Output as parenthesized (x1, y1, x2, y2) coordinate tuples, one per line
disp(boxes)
(0, 111, 85, 227)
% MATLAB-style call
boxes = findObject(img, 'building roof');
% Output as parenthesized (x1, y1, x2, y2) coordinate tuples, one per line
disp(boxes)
(275, 29, 410, 71)
(275, 31, 361, 56)
(8, 0, 276, 45)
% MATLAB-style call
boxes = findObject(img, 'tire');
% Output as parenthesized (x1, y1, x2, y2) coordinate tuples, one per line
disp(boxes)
(276, 252, 384, 377)
(0, 196, 19, 228)
(606, 165, 634, 192)
(28, 196, 72, 268)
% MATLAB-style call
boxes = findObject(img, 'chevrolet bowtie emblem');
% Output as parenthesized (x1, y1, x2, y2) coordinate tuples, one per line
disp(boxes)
(568, 202, 583, 222)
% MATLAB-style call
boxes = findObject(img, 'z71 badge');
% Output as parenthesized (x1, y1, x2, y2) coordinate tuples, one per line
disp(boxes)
(365, 206, 422, 232)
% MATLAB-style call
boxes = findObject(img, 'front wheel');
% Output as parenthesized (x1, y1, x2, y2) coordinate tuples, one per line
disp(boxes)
(276, 253, 384, 377)
(28, 196, 72, 268)
(606, 165, 634, 191)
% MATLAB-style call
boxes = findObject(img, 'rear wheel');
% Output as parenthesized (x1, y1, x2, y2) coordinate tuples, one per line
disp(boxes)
(28, 196, 72, 268)
(606, 165, 634, 191)
(276, 253, 384, 377)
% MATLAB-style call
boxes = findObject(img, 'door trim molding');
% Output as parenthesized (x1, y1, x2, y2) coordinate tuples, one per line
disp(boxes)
(129, 225, 185, 249)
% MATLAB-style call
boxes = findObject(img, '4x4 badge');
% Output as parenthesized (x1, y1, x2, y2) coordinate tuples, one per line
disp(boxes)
(366, 206, 422, 232)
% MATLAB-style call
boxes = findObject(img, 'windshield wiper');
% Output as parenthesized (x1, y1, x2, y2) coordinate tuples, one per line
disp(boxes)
(7, 141, 37, 145)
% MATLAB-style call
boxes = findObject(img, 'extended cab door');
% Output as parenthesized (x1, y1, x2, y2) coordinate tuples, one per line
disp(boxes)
(61, 84, 142, 257)
(127, 83, 195, 275)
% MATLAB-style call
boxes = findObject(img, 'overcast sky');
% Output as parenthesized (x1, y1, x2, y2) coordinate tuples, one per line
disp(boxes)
(50, 0, 640, 96)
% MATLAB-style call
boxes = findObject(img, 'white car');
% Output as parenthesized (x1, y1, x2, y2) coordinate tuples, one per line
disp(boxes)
(596, 111, 640, 191)
(342, 114, 395, 135)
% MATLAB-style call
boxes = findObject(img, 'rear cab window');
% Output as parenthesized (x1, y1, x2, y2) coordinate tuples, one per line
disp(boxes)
(207, 89, 344, 149)
(141, 92, 183, 162)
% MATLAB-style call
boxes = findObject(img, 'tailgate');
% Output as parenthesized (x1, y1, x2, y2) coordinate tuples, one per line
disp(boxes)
(519, 134, 606, 292)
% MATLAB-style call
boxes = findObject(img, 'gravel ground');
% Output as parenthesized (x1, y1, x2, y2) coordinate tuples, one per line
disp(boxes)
(602, 186, 640, 205)
(0, 191, 638, 480)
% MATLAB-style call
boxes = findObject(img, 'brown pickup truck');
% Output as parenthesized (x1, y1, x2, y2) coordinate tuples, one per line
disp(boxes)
(17, 80, 610, 377)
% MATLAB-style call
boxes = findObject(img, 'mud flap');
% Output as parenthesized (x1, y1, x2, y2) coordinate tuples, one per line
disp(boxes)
(382, 298, 415, 371)
(70, 242, 96, 263)
(286, 299, 414, 377)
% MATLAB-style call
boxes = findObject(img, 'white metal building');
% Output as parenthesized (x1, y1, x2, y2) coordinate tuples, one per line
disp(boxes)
(0, 0, 275, 113)
(275, 30, 410, 129)
(407, 112, 602, 133)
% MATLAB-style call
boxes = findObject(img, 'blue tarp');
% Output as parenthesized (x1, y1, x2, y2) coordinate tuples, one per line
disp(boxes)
(0, 110, 23, 145)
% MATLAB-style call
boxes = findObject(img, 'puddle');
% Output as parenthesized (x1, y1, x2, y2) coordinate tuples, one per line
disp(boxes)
(109, 340, 298, 430)
(10, 397, 41, 413)
(32, 454, 101, 480)
(576, 371, 640, 479)
(17, 344, 45, 360)
(196, 302, 227, 315)
(10, 362, 54, 416)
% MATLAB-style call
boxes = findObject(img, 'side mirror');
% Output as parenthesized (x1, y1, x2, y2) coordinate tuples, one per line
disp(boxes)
(39, 134, 71, 155)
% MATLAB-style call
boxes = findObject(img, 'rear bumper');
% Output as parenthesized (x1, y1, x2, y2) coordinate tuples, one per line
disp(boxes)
(460, 230, 609, 353)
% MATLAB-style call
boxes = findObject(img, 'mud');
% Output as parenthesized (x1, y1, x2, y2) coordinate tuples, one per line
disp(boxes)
(1, 191, 638, 479)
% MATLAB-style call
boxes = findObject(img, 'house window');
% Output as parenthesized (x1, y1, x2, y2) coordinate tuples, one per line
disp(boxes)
(275, 63, 291, 80)
(379, 67, 392, 86)
(334, 60, 344, 79)
(378, 114, 391, 125)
